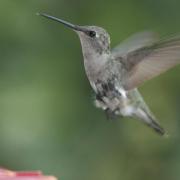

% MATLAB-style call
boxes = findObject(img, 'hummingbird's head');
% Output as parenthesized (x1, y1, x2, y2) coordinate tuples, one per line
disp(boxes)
(75, 26, 111, 55)
(38, 13, 111, 56)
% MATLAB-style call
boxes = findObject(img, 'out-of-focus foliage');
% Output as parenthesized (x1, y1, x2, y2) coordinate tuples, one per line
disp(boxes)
(0, 0, 180, 180)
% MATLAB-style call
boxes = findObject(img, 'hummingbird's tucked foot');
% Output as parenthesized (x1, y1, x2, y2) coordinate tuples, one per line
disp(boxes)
(105, 108, 120, 120)
(94, 94, 107, 110)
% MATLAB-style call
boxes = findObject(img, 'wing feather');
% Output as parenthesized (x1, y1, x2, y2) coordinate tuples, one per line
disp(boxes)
(119, 36, 180, 90)
(112, 31, 158, 58)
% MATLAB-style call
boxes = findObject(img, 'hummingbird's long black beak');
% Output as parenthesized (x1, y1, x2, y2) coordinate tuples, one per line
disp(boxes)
(37, 13, 86, 32)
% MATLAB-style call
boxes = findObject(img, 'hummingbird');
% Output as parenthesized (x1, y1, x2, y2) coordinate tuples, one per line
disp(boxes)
(38, 13, 180, 136)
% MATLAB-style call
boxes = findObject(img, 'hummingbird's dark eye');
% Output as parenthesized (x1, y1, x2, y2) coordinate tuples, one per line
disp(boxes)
(88, 31, 96, 38)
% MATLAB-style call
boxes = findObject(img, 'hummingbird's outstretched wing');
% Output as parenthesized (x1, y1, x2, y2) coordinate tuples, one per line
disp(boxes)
(112, 31, 159, 58)
(114, 35, 180, 90)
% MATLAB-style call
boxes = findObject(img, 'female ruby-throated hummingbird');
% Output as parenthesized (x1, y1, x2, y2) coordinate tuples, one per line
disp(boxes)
(38, 13, 180, 136)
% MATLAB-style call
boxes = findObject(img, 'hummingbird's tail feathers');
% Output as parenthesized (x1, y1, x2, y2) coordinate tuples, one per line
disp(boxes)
(133, 108, 166, 136)
(127, 89, 167, 135)
(146, 116, 166, 136)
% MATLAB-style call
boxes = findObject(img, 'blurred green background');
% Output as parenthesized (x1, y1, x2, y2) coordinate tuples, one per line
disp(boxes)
(0, 0, 180, 180)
